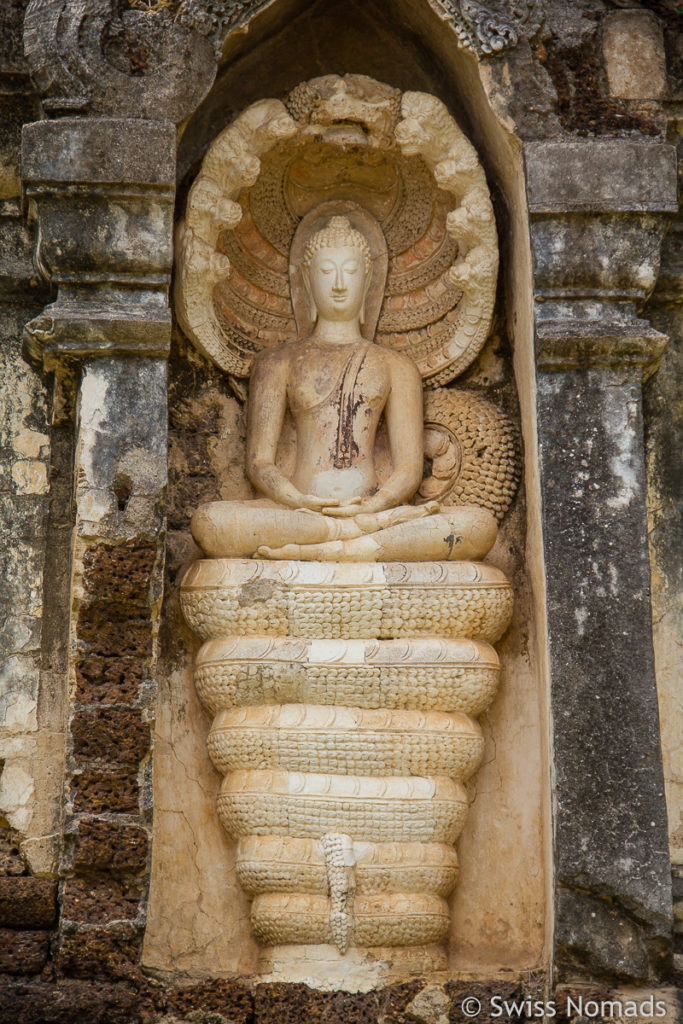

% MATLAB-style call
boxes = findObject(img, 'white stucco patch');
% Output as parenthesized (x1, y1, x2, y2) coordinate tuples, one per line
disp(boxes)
(13, 429, 50, 459)
(1, 692, 38, 734)
(606, 398, 639, 511)
(0, 762, 35, 832)
(11, 459, 48, 494)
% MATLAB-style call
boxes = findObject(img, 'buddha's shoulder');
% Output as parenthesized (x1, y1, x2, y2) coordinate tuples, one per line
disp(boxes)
(375, 345, 422, 379)
(251, 340, 300, 372)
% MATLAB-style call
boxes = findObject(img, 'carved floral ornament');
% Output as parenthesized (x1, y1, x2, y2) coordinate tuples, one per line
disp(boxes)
(23, 0, 545, 119)
(176, 0, 544, 59)
(430, 0, 544, 55)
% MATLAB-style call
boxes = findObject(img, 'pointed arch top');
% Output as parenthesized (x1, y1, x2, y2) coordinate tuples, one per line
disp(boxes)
(23, 0, 544, 122)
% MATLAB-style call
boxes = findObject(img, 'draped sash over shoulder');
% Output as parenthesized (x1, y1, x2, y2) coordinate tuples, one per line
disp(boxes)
(287, 341, 372, 466)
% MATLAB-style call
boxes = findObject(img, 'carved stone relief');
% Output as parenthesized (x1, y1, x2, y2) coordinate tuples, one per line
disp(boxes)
(420, 389, 519, 517)
(180, 562, 512, 975)
(176, 0, 545, 60)
(175, 75, 499, 388)
(175, 75, 519, 979)
(432, 0, 544, 55)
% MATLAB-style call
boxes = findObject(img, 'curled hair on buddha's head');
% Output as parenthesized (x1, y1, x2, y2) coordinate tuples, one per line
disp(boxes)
(301, 216, 372, 275)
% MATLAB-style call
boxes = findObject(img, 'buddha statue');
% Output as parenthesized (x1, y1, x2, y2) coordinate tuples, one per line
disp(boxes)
(191, 214, 496, 563)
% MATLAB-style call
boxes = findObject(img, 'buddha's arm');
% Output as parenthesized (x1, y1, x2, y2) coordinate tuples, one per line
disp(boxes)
(246, 351, 330, 509)
(377, 354, 424, 507)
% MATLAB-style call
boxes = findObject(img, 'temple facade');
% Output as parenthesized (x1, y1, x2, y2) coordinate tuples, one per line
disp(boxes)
(0, 0, 680, 1020)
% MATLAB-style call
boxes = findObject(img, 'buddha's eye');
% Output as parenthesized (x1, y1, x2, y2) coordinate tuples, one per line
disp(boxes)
(343, 261, 358, 273)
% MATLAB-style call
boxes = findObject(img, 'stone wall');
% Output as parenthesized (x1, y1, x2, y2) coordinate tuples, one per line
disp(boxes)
(0, 0, 61, 986)
(0, 0, 680, 1020)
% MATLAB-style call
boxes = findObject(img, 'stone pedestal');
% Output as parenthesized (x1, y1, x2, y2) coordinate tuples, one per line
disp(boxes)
(180, 558, 512, 979)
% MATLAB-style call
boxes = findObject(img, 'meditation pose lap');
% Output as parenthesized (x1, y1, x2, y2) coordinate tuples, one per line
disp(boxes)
(191, 216, 496, 562)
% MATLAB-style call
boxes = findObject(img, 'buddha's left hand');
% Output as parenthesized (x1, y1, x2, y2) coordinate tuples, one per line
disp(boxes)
(321, 496, 363, 517)
(322, 494, 391, 517)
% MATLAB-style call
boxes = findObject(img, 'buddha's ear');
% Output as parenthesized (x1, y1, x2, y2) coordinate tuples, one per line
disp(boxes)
(301, 266, 318, 324)
(359, 266, 372, 326)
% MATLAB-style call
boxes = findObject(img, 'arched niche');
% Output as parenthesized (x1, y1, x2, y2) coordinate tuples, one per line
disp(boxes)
(145, 0, 549, 988)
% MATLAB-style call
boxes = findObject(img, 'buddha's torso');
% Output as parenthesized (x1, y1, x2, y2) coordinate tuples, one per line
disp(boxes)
(285, 338, 391, 503)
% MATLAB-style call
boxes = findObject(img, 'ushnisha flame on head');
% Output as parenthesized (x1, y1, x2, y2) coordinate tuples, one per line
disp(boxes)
(302, 216, 372, 275)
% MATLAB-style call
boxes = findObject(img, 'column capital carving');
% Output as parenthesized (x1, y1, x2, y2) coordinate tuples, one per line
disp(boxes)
(525, 140, 678, 379)
(23, 0, 216, 122)
(21, 118, 176, 372)
(427, 0, 544, 56)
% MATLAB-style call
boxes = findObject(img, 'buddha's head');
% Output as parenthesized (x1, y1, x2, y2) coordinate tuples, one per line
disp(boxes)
(301, 216, 373, 325)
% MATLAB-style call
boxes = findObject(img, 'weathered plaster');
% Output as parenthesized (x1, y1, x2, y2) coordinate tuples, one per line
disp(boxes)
(144, 656, 259, 979)
(603, 11, 667, 102)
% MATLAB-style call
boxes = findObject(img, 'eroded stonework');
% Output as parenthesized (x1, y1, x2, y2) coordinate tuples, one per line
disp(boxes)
(23, 0, 215, 119)
(22, 0, 546, 130)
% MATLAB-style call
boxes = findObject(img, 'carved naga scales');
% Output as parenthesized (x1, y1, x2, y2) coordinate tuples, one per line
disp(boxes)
(176, 75, 518, 981)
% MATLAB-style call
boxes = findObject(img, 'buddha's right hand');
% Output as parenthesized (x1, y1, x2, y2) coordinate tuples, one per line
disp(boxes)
(248, 461, 338, 512)
(265, 478, 339, 511)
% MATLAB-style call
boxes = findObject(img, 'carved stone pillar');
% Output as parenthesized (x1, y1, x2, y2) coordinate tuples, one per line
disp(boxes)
(525, 140, 677, 983)
(642, 132, 683, 971)
(0, 1, 58, 977)
(21, 118, 174, 977)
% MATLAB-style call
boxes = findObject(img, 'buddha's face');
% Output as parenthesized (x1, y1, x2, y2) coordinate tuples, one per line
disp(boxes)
(306, 245, 368, 323)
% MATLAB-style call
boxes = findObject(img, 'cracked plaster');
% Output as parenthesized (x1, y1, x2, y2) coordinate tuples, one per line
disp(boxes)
(144, 662, 259, 978)
(0, 298, 57, 879)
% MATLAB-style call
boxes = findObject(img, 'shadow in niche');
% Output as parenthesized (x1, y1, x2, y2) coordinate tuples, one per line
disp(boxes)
(177, 0, 484, 194)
